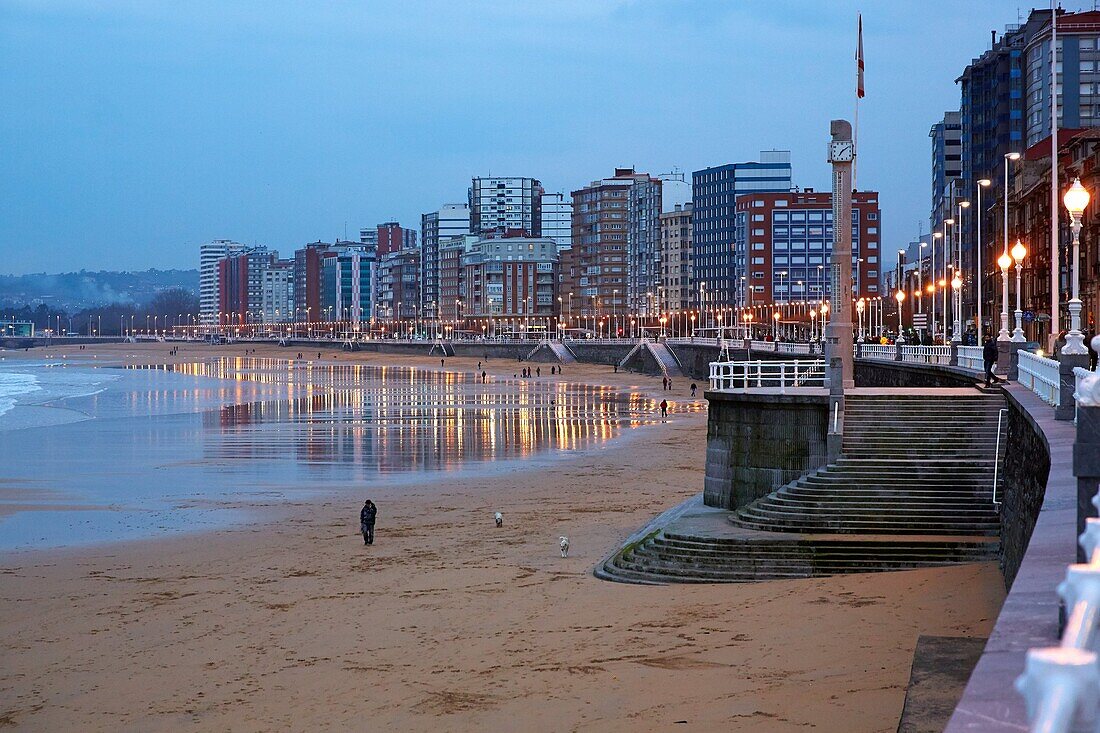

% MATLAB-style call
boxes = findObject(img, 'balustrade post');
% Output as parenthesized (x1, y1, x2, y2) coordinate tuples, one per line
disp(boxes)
(894, 341, 903, 362)
(950, 343, 959, 367)
(1058, 353, 1091, 421)
(854, 341, 862, 360)
(1008, 342, 1024, 381)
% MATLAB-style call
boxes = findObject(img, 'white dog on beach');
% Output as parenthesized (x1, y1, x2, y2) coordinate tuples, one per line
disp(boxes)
(494, 512, 503, 528)
(559, 536, 569, 558)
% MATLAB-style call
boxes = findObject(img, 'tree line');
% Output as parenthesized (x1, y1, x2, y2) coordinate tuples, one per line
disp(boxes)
(1, 288, 200, 335)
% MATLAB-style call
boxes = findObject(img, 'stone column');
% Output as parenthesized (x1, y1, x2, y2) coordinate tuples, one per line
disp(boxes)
(854, 341, 862, 360)
(1007, 342, 1024, 381)
(894, 341, 903, 362)
(950, 343, 959, 367)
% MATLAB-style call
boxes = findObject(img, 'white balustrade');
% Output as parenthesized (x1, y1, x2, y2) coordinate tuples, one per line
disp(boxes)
(1018, 350, 1061, 407)
(900, 345, 952, 365)
(708, 359, 825, 393)
(749, 340, 774, 351)
(777, 342, 811, 355)
(957, 345, 984, 372)
(859, 344, 894, 360)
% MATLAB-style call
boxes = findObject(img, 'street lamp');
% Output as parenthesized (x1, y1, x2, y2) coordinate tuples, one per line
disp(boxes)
(977, 179, 991, 338)
(951, 273, 963, 343)
(1011, 239, 1027, 343)
(856, 298, 866, 342)
(998, 251, 1012, 342)
(942, 217, 954, 340)
(895, 290, 906, 343)
(1062, 177, 1091, 354)
(809, 308, 817, 341)
(930, 231, 942, 333)
(772, 310, 780, 339)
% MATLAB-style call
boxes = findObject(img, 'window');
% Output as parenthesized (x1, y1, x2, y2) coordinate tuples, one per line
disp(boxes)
(867, 213, 878, 220)
(751, 257, 765, 264)
(752, 200, 764, 207)
(752, 228, 765, 236)
(752, 243, 765, 251)
(752, 214, 764, 222)
(867, 227, 878, 234)
(752, 272, 764, 279)
(867, 241, 878, 249)
(867, 256, 878, 263)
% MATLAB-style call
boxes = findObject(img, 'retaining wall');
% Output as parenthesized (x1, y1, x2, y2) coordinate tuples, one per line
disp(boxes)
(703, 390, 829, 510)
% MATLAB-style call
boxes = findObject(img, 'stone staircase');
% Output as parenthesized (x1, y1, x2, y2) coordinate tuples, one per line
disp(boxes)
(597, 390, 1006, 584)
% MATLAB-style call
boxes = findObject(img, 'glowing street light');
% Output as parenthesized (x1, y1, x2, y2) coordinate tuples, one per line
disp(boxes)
(895, 290, 906, 343)
(856, 297, 866, 343)
(1062, 177, 1091, 354)
(1010, 240, 1027, 343)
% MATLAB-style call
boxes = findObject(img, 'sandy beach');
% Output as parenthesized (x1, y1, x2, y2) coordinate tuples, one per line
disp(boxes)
(0, 343, 1006, 732)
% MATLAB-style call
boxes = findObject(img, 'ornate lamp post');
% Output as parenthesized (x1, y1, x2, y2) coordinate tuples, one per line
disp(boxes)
(998, 251, 1012, 341)
(895, 290, 906, 343)
(772, 310, 780, 340)
(1062, 177, 1090, 354)
(1011, 239, 1027, 343)
(856, 298, 866, 342)
(809, 308, 818, 341)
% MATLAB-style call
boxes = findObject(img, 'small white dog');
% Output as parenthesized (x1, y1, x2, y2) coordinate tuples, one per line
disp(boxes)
(494, 512, 503, 528)
(559, 536, 570, 558)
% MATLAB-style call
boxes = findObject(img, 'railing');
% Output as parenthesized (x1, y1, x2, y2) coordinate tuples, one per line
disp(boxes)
(1018, 350, 1061, 407)
(860, 344, 894, 360)
(1074, 366, 1094, 404)
(665, 337, 718, 346)
(777, 342, 812, 355)
(900, 345, 952, 365)
(709, 359, 825, 393)
(749, 340, 774, 351)
(958, 345, 984, 372)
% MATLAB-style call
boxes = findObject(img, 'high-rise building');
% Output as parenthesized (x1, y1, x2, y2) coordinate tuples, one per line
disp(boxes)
(420, 204, 470, 319)
(732, 190, 882, 310)
(1022, 9, 1100, 147)
(293, 241, 334, 323)
(540, 192, 573, 251)
(571, 169, 635, 317)
(199, 240, 247, 325)
(439, 234, 478, 323)
(930, 111, 963, 240)
(377, 222, 416, 257)
(217, 247, 275, 325)
(359, 227, 378, 248)
(659, 203, 693, 312)
(461, 233, 558, 324)
(626, 173, 663, 316)
(469, 177, 543, 235)
(376, 247, 420, 321)
(320, 242, 375, 328)
(692, 151, 793, 307)
(260, 259, 295, 325)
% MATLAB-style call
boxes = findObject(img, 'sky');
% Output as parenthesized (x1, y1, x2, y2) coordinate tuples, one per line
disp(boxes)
(0, 0, 1059, 275)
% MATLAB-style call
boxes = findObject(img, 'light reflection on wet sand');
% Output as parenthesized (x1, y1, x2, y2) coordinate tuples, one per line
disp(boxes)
(0, 358, 698, 550)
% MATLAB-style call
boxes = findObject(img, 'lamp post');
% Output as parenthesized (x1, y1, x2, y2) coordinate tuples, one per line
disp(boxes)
(809, 308, 818, 341)
(918, 241, 928, 313)
(895, 290, 906, 343)
(1011, 239, 1027, 342)
(951, 274, 963, 343)
(977, 179, 991, 338)
(856, 298, 866, 342)
(942, 217, 954, 340)
(772, 310, 779, 340)
(1001, 152, 1021, 341)
(1062, 177, 1090, 354)
(930, 231, 941, 334)
(998, 251, 1012, 342)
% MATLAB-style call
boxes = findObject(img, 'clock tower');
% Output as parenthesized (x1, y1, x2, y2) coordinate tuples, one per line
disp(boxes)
(825, 119, 856, 460)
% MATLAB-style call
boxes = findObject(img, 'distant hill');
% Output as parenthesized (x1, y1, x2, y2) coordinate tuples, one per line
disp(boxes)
(0, 269, 199, 311)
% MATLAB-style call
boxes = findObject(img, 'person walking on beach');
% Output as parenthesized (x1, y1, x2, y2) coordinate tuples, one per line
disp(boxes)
(536, 367, 540, 377)
(982, 337, 1000, 387)
(662, 376, 668, 390)
(659, 399, 668, 418)
(360, 500, 377, 545)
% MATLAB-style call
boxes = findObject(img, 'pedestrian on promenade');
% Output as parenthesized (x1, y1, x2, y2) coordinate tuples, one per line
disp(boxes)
(482, 371, 487, 382)
(536, 367, 541, 377)
(441, 358, 445, 368)
(660, 399, 668, 418)
(477, 361, 481, 371)
(982, 337, 1000, 387)
(690, 383, 697, 397)
(360, 500, 377, 545)
(662, 376, 668, 390)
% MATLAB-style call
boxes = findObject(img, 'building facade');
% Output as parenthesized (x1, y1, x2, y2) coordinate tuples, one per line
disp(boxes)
(319, 242, 374, 327)
(293, 241, 334, 323)
(376, 222, 416, 257)
(217, 247, 275, 326)
(692, 151, 793, 308)
(200, 240, 247, 325)
(571, 170, 635, 317)
(626, 173, 663, 316)
(376, 247, 420, 321)
(541, 192, 573, 251)
(469, 177, 543, 236)
(732, 190, 882, 309)
(460, 234, 558, 323)
(930, 111, 964, 242)
(1022, 10, 1100, 147)
(659, 203, 694, 312)
(420, 204, 470, 320)
(260, 259, 295, 324)
(439, 234, 478, 323)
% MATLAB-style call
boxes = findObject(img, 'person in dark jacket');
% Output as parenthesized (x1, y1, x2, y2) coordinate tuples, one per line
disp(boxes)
(982, 337, 1000, 387)
(360, 500, 377, 545)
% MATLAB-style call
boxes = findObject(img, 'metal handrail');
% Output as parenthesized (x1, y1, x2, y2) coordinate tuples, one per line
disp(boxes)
(708, 359, 825, 393)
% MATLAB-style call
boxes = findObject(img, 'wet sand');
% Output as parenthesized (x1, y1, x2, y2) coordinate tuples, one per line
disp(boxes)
(0, 343, 1006, 732)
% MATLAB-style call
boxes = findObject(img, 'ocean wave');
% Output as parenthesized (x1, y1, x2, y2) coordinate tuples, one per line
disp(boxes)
(0, 372, 42, 417)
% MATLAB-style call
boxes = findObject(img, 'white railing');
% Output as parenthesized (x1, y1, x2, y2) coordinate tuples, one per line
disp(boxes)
(958, 345, 984, 372)
(1018, 350, 1061, 407)
(709, 359, 825, 393)
(665, 336, 718, 346)
(749, 340, 774, 351)
(900, 344, 952, 365)
(860, 344, 894, 360)
(777, 342, 812, 355)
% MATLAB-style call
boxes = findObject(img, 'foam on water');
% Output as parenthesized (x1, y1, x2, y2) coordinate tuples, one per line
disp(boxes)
(0, 371, 41, 416)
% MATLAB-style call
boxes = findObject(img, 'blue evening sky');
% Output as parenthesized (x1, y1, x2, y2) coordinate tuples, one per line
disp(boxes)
(0, 0, 1044, 275)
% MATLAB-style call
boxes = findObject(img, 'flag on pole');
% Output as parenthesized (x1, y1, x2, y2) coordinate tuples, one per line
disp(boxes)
(856, 14, 865, 98)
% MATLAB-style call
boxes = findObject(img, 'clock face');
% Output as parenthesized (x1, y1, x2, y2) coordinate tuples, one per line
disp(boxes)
(829, 140, 854, 162)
